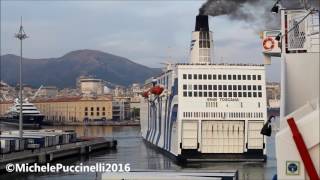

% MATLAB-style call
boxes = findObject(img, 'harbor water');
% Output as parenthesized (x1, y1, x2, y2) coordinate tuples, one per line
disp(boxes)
(0, 122, 277, 180)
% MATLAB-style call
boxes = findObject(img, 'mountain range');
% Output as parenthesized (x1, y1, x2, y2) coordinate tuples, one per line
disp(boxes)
(0, 49, 161, 88)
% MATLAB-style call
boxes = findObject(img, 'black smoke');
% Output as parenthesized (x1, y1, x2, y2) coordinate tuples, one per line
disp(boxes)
(199, 0, 319, 30)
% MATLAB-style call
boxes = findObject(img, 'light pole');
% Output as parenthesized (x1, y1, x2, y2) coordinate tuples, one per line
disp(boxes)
(15, 17, 28, 138)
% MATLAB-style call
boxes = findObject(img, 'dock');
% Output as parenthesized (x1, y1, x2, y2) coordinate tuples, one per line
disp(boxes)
(0, 137, 117, 170)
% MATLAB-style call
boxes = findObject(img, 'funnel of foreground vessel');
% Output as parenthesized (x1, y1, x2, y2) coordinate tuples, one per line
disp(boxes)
(189, 15, 213, 64)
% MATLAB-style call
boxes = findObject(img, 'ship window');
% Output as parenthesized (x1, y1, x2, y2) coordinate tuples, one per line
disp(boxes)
(248, 85, 251, 90)
(233, 75, 237, 80)
(194, 92, 198, 97)
(247, 75, 251, 80)
(228, 85, 232, 90)
(238, 92, 242, 97)
(238, 75, 241, 80)
(238, 85, 242, 90)
(218, 85, 222, 90)
(213, 85, 217, 90)
(228, 75, 232, 80)
(199, 92, 203, 97)
(219, 92, 222, 97)
(223, 92, 227, 97)
(194, 85, 198, 90)
(207, 41, 211, 48)
(204, 92, 208, 97)
(194, 74, 197, 79)
(213, 74, 217, 80)
(233, 85, 237, 90)
(188, 74, 192, 79)
(253, 75, 256, 80)
(183, 74, 187, 79)
(248, 92, 252, 97)
(223, 75, 226, 80)
(242, 75, 246, 80)
(229, 92, 232, 97)
(253, 85, 257, 90)
(204, 85, 207, 90)
(183, 91, 187, 97)
(253, 92, 257, 97)
(218, 74, 222, 80)
(199, 85, 203, 90)
(258, 85, 262, 90)
(243, 92, 247, 97)
(183, 85, 187, 90)
(188, 92, 192, 97)
(233, 92, 237, 97)
(208, 74, 212, 80)
(209, 92, 212, 97)
(208, 85, 212, 90)
(214, 92, 217, 97)
(203, 74, 207, 80)
(243, 85, 247, 90)
(258, 75, 261, 80)
(199, 74, 202, 79)
(222, 85, 226, 90)
(258, 92, 262, 97)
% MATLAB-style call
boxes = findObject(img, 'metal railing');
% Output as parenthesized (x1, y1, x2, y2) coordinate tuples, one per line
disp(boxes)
(287, 10, 319, 52)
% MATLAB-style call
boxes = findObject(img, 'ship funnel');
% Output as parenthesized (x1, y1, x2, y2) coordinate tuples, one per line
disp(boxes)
(190, 15, 213, 64)
(195, 15, 209, 31)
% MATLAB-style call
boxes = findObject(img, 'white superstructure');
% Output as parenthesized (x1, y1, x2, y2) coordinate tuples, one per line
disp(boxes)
(140, 15, 267, 161)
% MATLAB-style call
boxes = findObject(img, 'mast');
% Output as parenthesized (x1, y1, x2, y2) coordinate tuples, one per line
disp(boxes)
(14, 17, 28, 138)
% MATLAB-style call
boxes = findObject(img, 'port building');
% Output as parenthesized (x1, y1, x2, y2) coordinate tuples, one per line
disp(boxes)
(0, 95, 113, 123)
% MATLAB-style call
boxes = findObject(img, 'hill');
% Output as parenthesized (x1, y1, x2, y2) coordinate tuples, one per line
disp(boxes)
(0, 49, 161, 88)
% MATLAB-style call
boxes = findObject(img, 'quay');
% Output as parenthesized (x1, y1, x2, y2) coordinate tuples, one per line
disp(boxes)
(43, 120, 140, 126)
(0, 137, 117, 170)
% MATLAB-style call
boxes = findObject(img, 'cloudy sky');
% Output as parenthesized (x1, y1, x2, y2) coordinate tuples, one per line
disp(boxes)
(1, 0, 280, 82)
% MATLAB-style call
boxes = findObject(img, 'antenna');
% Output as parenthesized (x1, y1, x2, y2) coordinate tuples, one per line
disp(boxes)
(14, 16, 28, 138)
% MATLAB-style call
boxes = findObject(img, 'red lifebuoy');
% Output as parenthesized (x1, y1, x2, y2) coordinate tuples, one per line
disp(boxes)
(263, 37, 275, 51)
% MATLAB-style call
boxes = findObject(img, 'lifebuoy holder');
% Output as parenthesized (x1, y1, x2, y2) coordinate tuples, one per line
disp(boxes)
(263, 37, 275, 51)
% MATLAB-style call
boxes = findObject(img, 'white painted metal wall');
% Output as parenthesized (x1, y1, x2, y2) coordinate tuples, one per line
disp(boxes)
(247, 121, 264, 149)
(182, 120, 198, 149)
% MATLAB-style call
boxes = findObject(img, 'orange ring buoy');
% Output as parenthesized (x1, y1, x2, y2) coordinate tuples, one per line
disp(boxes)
(263, 37, 275, 51)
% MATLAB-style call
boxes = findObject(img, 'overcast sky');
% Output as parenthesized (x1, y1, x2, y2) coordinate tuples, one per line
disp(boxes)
(1, 1, 280, 82)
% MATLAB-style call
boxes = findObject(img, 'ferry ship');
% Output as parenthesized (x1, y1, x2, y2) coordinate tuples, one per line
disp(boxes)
(0, 98, 44, 127)
(261, 2, 319, 179)
(140, 15, 267, 162)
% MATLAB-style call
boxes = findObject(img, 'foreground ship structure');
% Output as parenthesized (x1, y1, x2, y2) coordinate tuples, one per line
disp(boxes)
(140, 15, 268, 162)
(262, 4, 319, 180)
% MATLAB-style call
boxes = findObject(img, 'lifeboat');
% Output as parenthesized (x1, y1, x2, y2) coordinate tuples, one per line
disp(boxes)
(150, 86, 164, 95)
(142, 91, 149, 98)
